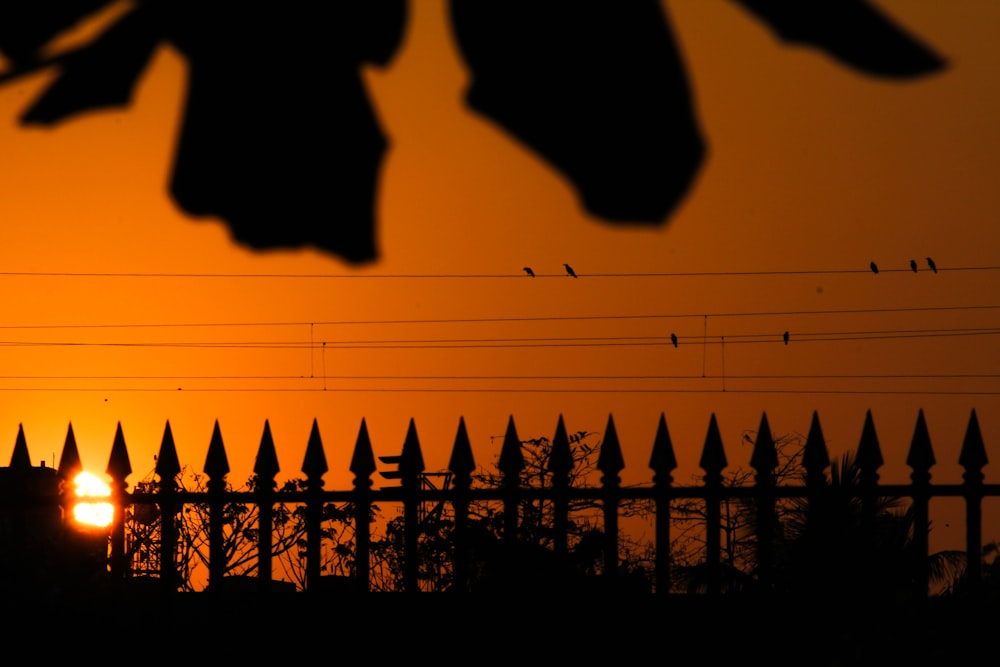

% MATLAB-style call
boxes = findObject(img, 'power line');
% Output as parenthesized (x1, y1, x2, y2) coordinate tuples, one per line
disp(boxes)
(0, 266, 995, 279)
(0, 327, 1000, 350)
(0, 386, 994, 396)
(0, 372, 994, 381)
(315, 329, 1000, 348)
(0, 304, 996, 331)
(0, 326, 996, 350)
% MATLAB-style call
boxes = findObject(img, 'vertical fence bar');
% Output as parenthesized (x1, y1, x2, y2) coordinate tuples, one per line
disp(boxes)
(907, 410, 934, 601)
(750, 413, 778, 593)
(302, 419, 328, 593)
(256, 484, 274, 590)
(204, 421, 230, 592)
(598, 415, 625, 583)
(106, 423, 132, 583)
(57, 424, 84, 589)
(449, 417, 475, 592)
(700, 414, 727, 595)
(499, 416, 524, 583)
(959, 409, 987, 597)
(855, 410, 884, 601)
(550, 416, 572, 564)
(254, 421, 280, 593)
(399, 419, 425, 593)
(157, 476, 178, 593)
(155, 421, 182, 594)
(56, 423, 82, 507)
(350, 418, 376, 593)
(650, 414, 678, 595)
(803, 411, 831, 601)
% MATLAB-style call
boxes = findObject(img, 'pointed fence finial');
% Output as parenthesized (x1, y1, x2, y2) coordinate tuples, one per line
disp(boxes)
(699, 413, 727, 474)
(254, 420, 280, 479)
(498, 415, 524, 477)
(349, 418, 377, 479)
(399, 418, 426, 478)
(107, 421, 133, 480)
(649, 413, 678, 480)
(302, 418, 328, 478)
(448, 416, 476, 478)
(856, 409, 884, 471)
(203, 419, 230, 478)
(549, 414, 573, 475)
(10, 423, 31, 469)
(803, 411, 830, 479)
(958, 408, 987, 473)
(597, 413, 625, 476)
(155, 420, 182, 481)
(906, 409, 936, 472)
(749, 412, 778, 474)
(57, 422, 83, 480)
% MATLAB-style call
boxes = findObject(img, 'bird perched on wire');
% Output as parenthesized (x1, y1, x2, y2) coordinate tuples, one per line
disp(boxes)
(523, 267, 535, 277)
(564, 263, 577, 278)
(910, 259, 918, 273)
(926, 257, 937, 273)
(670, 333, 678, 348)
(783, 331, 789, 345)
(870, 261, 879, 274)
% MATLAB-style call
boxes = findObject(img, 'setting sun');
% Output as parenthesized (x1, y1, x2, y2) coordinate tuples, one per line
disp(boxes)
(71, 471, 113, 528)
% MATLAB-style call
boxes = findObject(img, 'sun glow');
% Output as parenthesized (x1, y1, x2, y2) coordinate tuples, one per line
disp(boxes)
(72, 471, 113, 528)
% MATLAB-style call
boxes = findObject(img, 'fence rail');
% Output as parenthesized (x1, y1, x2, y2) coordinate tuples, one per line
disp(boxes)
(0, 407, 996, 597)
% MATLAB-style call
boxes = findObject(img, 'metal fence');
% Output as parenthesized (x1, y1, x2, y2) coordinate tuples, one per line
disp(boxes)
(1, 407, 996, 598)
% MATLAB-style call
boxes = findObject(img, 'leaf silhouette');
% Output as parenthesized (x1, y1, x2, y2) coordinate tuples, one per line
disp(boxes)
(450, 0, 946, 229)
(20, 8, 160, 123)
(730, 0, 946, 78)
(0, 1, 945, 264)
(0, 0, 107, 66)
(166, 5, 405, 263)
(449, 0, 705, 224)
(1, 1, 408, 264)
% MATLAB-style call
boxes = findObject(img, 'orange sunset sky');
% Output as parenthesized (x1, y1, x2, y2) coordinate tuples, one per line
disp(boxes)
(0, 1, 998, 551)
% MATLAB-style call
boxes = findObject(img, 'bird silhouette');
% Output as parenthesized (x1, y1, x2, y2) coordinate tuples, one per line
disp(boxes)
(670, 333, 678, 348)
(870, 261, 879, 274)
(783, 331, 789, 345)
(909, 259, 918, 272)
(926, 257, 937, 273)
(564, 263, 577, 278)
(523, 267, 535, 277)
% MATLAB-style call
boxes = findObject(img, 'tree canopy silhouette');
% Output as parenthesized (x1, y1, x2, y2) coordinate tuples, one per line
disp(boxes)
(0, 1, 945, 263)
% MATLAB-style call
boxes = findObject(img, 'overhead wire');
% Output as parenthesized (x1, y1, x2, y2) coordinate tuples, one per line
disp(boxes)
(0, 372, 996, 381)
(0, 264, 996, 278)
(0, 303, 995, 330)
(0, 386, 994, 396)
(0, 326, 996, 349)
(0, 266, 994, 396)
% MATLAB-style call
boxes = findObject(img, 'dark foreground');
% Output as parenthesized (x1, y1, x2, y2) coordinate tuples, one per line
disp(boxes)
(5, 588, 995, 665)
